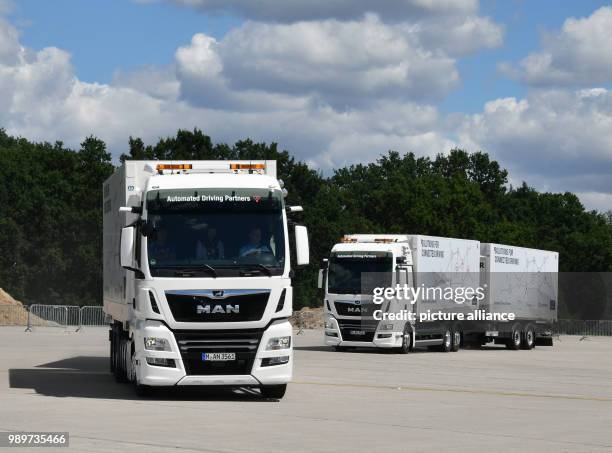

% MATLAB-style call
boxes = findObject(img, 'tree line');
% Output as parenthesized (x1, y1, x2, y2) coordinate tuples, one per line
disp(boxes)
(1, 128, 611, 318)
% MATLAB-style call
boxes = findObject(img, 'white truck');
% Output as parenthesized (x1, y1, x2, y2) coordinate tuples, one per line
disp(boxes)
(320, 234, 557, 352)
(103, 160, 309, 398)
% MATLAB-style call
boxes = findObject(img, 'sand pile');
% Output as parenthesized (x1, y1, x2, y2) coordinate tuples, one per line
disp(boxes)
(0, 288, 31, 325)
(290, 306, 324, 330)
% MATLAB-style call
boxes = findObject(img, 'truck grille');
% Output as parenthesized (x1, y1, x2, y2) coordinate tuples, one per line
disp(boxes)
(334, 301, 376, 317)
(166, 290, 270, 323)
(337, 319, 378, 342)
(174, 329, 263, 376)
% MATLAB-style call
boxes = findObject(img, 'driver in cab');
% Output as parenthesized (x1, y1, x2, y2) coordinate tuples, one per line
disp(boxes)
(239, 227, 272, 257)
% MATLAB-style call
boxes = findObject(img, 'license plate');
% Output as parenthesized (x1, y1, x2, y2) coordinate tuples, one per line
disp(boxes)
(202, 352, 236, 361)
(349, 330, 365, 336)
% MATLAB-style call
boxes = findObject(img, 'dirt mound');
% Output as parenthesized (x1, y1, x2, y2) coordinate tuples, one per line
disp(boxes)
(0, 288, 30, 325)
(290, 306, 324, 330)
(0, 288, 23, 306)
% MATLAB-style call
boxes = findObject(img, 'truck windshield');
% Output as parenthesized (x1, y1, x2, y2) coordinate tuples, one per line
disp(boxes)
(327, 253, 392, 295)
(145, 188, 285, 277)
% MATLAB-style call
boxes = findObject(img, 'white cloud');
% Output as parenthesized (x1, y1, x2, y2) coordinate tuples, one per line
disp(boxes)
(500, 6, 612, 87)
(174, 17, 461, 109)
(0, 16, 453, 170)
(0, 17, 19, 64)
(457, 88, 612, 200)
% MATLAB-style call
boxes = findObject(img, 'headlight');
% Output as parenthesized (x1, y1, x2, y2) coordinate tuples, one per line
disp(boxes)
(266, 336, 291, 350)
(379, 323, 394, 331)
(144, 337, 171, 351)
(324, 319, 335, 329)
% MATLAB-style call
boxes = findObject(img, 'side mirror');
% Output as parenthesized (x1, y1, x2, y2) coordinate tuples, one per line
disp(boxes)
(120, 227, 135, 269)
(294, 225, 310, 266)
(317, 258, 328, 289)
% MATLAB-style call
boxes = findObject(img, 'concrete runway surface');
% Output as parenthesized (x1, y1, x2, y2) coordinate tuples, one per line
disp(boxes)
(1, 327, 611, 452)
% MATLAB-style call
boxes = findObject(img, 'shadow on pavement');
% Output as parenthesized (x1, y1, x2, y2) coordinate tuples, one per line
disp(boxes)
(9, 356, 273, 401)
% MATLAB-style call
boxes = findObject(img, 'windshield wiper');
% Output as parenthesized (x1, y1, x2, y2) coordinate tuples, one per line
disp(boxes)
(196, 264, 217, 278)
(151, 264, 217, 278)
(238, 264, 273, 276)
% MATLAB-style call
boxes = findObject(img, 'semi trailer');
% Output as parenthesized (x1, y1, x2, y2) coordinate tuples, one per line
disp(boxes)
(320, 234, 557, 352)
(103, 160, 309, 398)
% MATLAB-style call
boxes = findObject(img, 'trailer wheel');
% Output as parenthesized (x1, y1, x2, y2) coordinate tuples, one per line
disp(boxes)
(451, 328, 461, 352)
(521, 326, 536, 350)
(261, 384, 287, 399)
(396, 325, 412, 354)
(506, 325, 522, 350)
(440, 329, 452, 352)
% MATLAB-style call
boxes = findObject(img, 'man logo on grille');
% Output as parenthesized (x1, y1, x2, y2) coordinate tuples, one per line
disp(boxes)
(196, 304, 240, 314)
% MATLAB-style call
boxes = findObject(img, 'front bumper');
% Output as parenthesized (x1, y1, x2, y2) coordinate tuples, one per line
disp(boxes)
(134, 319, 293, 386)
(323, 316, 404, 349)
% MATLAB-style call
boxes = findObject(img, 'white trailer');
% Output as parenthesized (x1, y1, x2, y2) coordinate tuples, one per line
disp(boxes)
(103, 160, 310, 398)
(320, 234, 557, 353)
(479, 243, 558, 349)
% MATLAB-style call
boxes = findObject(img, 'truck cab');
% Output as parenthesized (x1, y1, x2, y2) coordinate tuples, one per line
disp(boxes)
(320, 235, 414, 351)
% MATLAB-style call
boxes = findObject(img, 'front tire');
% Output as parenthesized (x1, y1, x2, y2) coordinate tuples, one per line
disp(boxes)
(396, 326, 412, 354)
(261, 384, 287, 399)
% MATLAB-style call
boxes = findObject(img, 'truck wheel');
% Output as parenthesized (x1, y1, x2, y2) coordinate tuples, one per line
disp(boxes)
(396, 326, 412, 354)
(261, 384, 287, 399)
(506, 325, 522, 350)
(440, 329, 452, 352)
(451, 328, 461, 352)
(521, 326, 536, 350)
(113, 328, 129, 383)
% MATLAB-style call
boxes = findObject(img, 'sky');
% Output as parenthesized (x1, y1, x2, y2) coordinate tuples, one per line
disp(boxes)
(0, 0, 611, 211)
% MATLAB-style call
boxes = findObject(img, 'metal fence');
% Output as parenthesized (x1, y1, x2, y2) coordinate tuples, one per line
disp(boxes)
(0, 305, 108, 330)
(554, 319, 612, 336)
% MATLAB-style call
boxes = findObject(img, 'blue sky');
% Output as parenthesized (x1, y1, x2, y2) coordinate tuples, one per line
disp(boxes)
(7, 0, 240, 82)
(1, 0, 611, 210)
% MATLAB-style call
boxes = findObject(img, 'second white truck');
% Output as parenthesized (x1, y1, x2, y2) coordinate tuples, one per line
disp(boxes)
(320, 234, 557, 352)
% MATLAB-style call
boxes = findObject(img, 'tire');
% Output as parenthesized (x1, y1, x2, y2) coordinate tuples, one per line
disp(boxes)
(113, 326, 129, 383)
(261, 384, 287, 399)
(521, 326, 536, 350)
(440, 328, 452, 352)
(506, 324, 522, 350)
(396, 325, 412, 354)
(451, 328, 461, 352)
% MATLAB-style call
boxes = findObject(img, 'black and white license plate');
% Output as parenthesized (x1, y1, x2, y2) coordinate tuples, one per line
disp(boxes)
(202, 352, 236, 362)
(349, 330, 366, 336)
